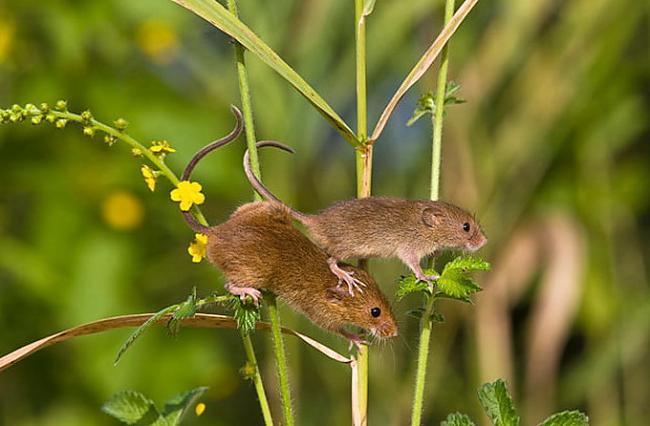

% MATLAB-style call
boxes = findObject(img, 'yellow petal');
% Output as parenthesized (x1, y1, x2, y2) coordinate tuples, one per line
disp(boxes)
(195, 403, 206, 416)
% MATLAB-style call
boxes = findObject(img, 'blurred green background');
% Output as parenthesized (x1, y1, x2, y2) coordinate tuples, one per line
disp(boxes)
(0, 0, 648, 424)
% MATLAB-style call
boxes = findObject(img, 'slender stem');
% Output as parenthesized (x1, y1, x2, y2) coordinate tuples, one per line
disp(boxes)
(354, 1, 370, 425)
(266, 294, 294, 426)
(226, 2, 294, 425)
(412, 1, 455, 424)
(226, 0, 262, 201)
(410, 295, 436, 426)
(241, 333, 275, 426)
(430, 0, 455, 200)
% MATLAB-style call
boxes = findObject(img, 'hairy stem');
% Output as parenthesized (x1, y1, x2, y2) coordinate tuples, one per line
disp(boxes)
(266, 294, 294, 426)
(241, 334, 274, 426)
(226, 2, 294, 425)
(354, 1, 370, 425)
(411, 0, 456, 424)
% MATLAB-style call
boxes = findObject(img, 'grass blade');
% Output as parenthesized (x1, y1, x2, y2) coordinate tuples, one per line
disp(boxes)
(170, 0, 359, 146)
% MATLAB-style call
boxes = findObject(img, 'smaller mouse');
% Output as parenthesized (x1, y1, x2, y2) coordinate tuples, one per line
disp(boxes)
(243, 141, 488, 292)
(178, 108, 397, 343)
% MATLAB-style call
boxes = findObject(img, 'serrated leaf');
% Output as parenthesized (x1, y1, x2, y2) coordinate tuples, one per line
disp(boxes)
(396, 269, 437, 299)
(168, 288, 197, 336)
(477, 379, 520, 426)
(170, 0, 358, 146)
(441, 412, 476, 426)
(230, 297, 261, 335)
(442, 256, 491, 274)
(161, 386, 209, 425)
(538, 410, 589, 426)
(114, 304, 178, 365)
(101, 390, 158, 425)
(436, 270, 482, 298)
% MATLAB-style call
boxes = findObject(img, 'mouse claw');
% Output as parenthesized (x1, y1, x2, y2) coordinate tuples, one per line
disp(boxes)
(225, 284, 262, 306)
(328, 258, 367, 296)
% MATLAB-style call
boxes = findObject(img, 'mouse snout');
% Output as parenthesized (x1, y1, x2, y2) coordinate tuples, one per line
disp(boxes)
(375, 319, 398, 338)
(467, 232, 487, 252)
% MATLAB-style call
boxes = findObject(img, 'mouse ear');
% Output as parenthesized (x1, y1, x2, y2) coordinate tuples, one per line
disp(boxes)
(325, 286, 349, 302)
(422, 207, 442, 228)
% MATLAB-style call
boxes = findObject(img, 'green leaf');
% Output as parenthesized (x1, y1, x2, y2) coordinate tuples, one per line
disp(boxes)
(170, 0, 358, 146)
(167, 287, 197, 336)
(538, 411, 589, 426)
(442, 255, 491, 274)
(406, 82, 466, 126)
(436, 270, 482, 298)
(101, 390, 158, 425)
(230, 297, 261, 335)
(114, 304, 179, 365)
(435, 255, 489, 300)
(477, 379, 520, 426)
(441, 412, 476, 426)
(396, 269, 437, 299)
(161, 386, 209, 425)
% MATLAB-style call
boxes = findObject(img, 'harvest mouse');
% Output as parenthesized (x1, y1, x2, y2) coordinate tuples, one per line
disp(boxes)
(179, 108, 398, 342)
(243, 141, 488, 292)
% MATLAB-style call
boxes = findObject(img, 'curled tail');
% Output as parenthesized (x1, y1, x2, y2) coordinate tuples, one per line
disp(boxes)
(181, 105, 243, 233)
(243, 141, 309, 222)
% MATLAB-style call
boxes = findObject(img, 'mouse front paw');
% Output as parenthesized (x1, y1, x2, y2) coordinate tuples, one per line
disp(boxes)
(415, 272, 439, 283)
(225, 283, 262, 306)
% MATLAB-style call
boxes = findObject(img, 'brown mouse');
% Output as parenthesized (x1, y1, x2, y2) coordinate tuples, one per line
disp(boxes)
(179, 108, 397, 342)
(243, 141, 488, 292)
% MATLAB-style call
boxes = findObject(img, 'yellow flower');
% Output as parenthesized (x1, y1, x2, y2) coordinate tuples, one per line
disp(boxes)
(195, 403, 206, 416)
(140, 165, 157, 191)
(188, 233, 208, 263)
(150, 140, 176, 155)
(171, 181, 205, 211)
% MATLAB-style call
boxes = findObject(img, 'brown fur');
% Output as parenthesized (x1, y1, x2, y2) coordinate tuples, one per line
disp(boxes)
(245, 142, 488, 279)
(304, 197, 487, 261)
(205, 202, 398, 339)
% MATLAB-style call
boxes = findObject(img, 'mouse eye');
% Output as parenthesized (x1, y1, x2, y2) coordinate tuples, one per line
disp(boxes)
(462, 222, 471, 232)
(370, 307, 381, 318)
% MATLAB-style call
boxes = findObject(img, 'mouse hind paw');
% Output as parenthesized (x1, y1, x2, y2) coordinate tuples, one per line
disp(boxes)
(225, 283, 262, 306)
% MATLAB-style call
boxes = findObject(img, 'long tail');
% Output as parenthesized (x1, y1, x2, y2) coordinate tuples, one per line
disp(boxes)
(243, 140, 309, 222)
(181, 105, 243, 233)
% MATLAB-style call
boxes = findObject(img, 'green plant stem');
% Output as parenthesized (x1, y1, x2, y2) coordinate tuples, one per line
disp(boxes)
(412, 1, 456, 424)
(430, 0, 456, 201)
(354, 1, 370, 425)
(226, 2, 294, 425)
(226, 0, 261, 200)
(43, 109, 209, 225)
(410, 294, 437, 426)
(266, 294, 294, 426)
(241, 333, 274, 426)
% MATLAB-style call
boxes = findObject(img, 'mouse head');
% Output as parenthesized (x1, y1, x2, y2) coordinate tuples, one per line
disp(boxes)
(421, 201, 487, 252)
(324, 265, 398, 339)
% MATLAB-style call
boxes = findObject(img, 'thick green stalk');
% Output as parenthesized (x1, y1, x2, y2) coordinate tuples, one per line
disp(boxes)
(354, 1, 370, 425)
(412, 0, 456, 424)
(226, 2, 294, 425)
(266, 294, 294, 426)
